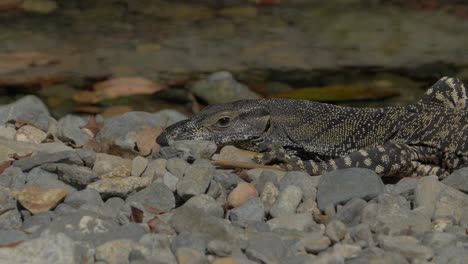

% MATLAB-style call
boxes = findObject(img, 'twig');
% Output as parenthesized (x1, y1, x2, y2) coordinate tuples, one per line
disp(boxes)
(213, 160, 284, 171)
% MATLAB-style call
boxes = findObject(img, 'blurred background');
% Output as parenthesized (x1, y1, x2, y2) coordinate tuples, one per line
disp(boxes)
(1, 0, 468, 118)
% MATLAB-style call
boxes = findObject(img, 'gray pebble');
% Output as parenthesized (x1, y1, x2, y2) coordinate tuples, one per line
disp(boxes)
(56, 114, 91, 146)
(0, 95, 50, 131)
(279, 171, 317, 200)
(325, 219, 347, 242)
(171, 231, 207, 253)
(245, 233, 287, 264)
(13, 150, 84, 171)
(26, 167, 76, 194)
(267, 213, 317, 232)
(377, 235, 434, 261)
(0, 230, 29, 246)
(132, 156, 148, 177)
(442, 167, 468, 193)
(229, 197, 265, 227)
(335, 198, 367, 226)
(270, 185, 302, 218)
(64, 188, 104, 208)
(207, 240, 233, 257)
(126, 182, 175, 212)
(176, 163, 214, 200)
(162, 171, 179, 192)
(184, 194, 224, 218)
(171, 140, 217, 160)
(166, 158, 189, 178)
(212, 171, 243, 191)
(41, 163, 99, 189)
(348, 224, 374, 248)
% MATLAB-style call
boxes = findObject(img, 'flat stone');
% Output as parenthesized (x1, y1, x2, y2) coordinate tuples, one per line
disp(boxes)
(0, 186, 22, 230)
(267, 213, 317, 232)
(270, 185, 302, 218)
(75, 149, 96, 168)
(126, 181, 175, 212)
(279, 171, 317, 200)
(229, 197, 265, 227)
(171, 232, 207, 253)
(162, 171, 179, 192)
(26, 167, 76, 194)
(393, 177, 418, 198)
(0, 95, 50, 131)
(245, 168, 286, 183)
(294, 231, 331, 254)
(64, 188, 103, 208)
(0, 232, 79, 264)
(95, 239, 150, 264)
(0, 166, 26, 191)
(56, 114, 91, 146)
(252, 170, 280, 194)
(171, 140, 217, 160)
(228, 182, 258, 208)
(176, 163, 214, 200)
(139, 234, 177, 264)
(41, 163, 99, 189)
(442, 167, 468, 193)
(87, 176, 152, 199)
(377, 235, 434, 261)
(141, 158, 166, 180)
(245, 233, 287, 264)
(0, 230, 29, 246)
(317, 168, 384, 211)
(131, 156, 148, 177)
(166, 157, 188, 178)
(183, 194, 224, 218)
(332, 243, 362, 260)
(215, 145, 256, 163)
(12, 185, 67, 214)
(21, 210, 54, 234)
(325, 219, 347, 242)
(15, 125, 47, 144)
(175, 247, 205, 264)
(13, 150, 84, 171)
(349, 224, 375, 248)
(207, 240, 233, 257)
(0, 123, 15, 140)
(93, 153, 132, 176)
(334, 198, 367, 226)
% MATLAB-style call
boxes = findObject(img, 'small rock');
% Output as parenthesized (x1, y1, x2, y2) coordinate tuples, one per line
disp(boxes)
(245, 233, 287, 264)
(64, 188, 103, 208)
(267, 213, 317, 232)
(41, 163, 99, 189)
(0, 166, 26, 191)
(442, 167, 468, 193)
(15, 125, 47, 144)
(0, 123, 16, 140)
(26, 167, 75, 194)
(21, 210, 54, 234)
(175, 247, 205, 264)
(56, 114, 92, 146)
(0, 230, 29, 246)
(377, 235, 434, 261)
(139, 234, 177, 263)
(75, 149, 96, 168)
(87, 176, 152, 199)
(297, 197, 321, 217)
(212, 171, 242, 191)
(171, 232, 207, 253)
(215, 145, 256, 163)
(183, 194, 224, 218)
(132, 156, 148, 177)
(171, 140, 217, 160)
(245, 168, 286, 183)
(12, 185, 67, 214)
(295, 232, 331, 254)
(279, 171, 317, 200)
(227, 182, 258, 208)
(332, 243, 362, 259)
(335, 198, 367, 226)
(0, 95, 50, 131)
(393, 177, 418, 198)
(270, 185, 302, 218)
(229, 197, 265, 227)
(252, 170, 280, 194)
(260, 182, 279, 212)
(126, 182, 175, 212)
(13, 150, 83, 171)
(325, 219, 347, 242)
(207, 240, 233, 257)
(176, 163, 214, 200)
(95, 239, 150, 264)
(162, 171, 179, 192)
(0, 187, 22, 230)
(349, 224, 375, 247)
(317, 168, 384, 211)
(93, 153, 133, 176)
(166, 157, 189, 178)
(141, 159, 166, 180)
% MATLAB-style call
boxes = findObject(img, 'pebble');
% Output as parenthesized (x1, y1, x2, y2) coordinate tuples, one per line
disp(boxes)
(56, 114, 92, 146)
(176, 163, 214, 200)
(141, 158, 167, 180)
(227, 182, 258, 208)
(267, 213, 317, 232)
(212, 171, 243, 191)
(442, 167, 468, 193)
(317, 168, 384, 211)
(126, 182, 175, 212)
(15, 125, 47, 144)
(95, 239, 150, 264)
(207, 240, 233, 257)
(75, 149, 96, 168)
(12, 185, 67, 214)
(245, 233, 287, 264)
(175, 247, 205, 264)
(41, 163, 99, 189)
(13, 150, 84, 171)
(166, 157, 189, 178)
(325, 219, 347, 242)
(26, 167, 76, 194)
(334, 198, 367, 226)
(131, 156, 148, 177)
(87, 176, 152, 199)
(296, 232, 331, 254)
(162, 171, 179, 192)
(0, 95, 50, 131)
(215, 145, 256, 163)
(0, 230, 29, 246)
(269, 185, 302, 218)
(377, 235, 434, 261)
(171, 231, 207, 253)
(171, 140, 217, 160)
(183, 194, 224, 218)
(229, 197, 265, 227)
(64, 188, 103, 208)
(260, 181, 279, 212)
(279, 171, 317, 200)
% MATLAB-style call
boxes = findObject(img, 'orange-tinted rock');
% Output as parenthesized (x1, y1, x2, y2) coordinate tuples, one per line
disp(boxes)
(227, 182, 258, 208)
(213, 257, 239, 264)
(12, 185, 67, 214)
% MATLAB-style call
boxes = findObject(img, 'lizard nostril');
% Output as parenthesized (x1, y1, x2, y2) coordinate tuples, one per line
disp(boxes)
(156, 132, 168, 146)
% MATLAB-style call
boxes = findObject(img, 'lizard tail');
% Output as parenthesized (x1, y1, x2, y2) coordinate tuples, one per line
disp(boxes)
(418, 77, 467, 111)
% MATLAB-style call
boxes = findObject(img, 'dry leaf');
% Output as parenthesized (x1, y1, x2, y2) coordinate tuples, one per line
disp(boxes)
(0, 240, 24, 248)
(100, 105, 133, 118)
(136, 125, 163, 156)
(73, 77, 166, 103)
(0, 0, 21, 11)
(131, 206, 144, 223)
(73, 105, 102, 114)
(80, 116, 103, 137)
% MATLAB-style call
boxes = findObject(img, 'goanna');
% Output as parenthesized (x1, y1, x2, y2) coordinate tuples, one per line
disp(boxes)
(157, 77, 468, 178)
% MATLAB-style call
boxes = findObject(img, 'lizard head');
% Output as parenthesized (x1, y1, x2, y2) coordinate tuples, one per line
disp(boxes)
(156, 100, 271, 148)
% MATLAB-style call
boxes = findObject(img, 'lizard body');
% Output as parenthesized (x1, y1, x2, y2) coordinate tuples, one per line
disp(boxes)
(157, 77, 468, 177)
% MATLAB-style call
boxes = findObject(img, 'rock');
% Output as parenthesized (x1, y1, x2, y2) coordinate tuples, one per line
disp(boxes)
(93, 153, 132, 177)
(392, 177, 418, 198)
(21, 211, 54, 234)
(212, 171, 243, 193)
(245, 168, 286, 183)
(245, 233, 287, 264)
(207, 240, 233, 257)
(64, 188, 103, 208)
(190, 71, 261, 104)
(0, 123, 15, 140)
(0, 166, 26, 191)
(317, 168, 384, 211)
(171, 232, 207, 253)
(334, 198, 367, 226)
(297, 197, 321, 217)
(175, 247, 205, 264)
(212, 257, 240, 264)
(139, 234, 177, 264)
(270, 185, 302, 218)
(15, 125, 47, 144)
(442, 167, 468, 193)
(166, 157, 189, 178)
(153, 109, 188, 127)
(325, 220, 347, 242)
(227, 182, 258, 208)
(75, 149, 96, 168)
(26, 167, 76, 194)
(260, 182, 279, 213)
(0, 230, 29, 246)
(332, 243, 362, 259)
(171, 140, 217, 160)
(171, 206, 233, 241)
(279, 171, 317, 200)
(95, 239, 150, 264)
(13, 150, 84, 171)
(0, 186, 22, 230)
(12, 185, 67, 214)
(126, 182, 175, 212)
(294, 232, 331, 254)
(215, 145, 256, 163)
(0, 232, 79, 264)
(252, 170, 280, 194)
(183, 194, 224, 218)
(131, 156, 148, 177)
(347, 248, 409, 264)
(0, 95, 50, 131)
(361, 194, 431, 236)
(267, 213, 317, 232)
(41, 163, 99, 189)
(377, 235, 434, 261)
(162, 171, 179, 192)
(87, 176, 152, 199)
(229, 197, 264, 227)
(349, 224, 375, 248)
(141, 158, 166, 180)
(176, 163, 214, 200)
(56, 114, 92, 146)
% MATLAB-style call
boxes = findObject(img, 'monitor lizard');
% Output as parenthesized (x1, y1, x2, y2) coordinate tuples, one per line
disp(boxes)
(157, 77, 468, 178)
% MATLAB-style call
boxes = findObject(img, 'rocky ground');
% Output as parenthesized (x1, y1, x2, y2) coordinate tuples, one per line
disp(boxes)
(0, 94, 467, 263)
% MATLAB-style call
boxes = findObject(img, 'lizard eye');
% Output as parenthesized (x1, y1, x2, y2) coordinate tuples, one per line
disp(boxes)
(215, 116, 231, 128)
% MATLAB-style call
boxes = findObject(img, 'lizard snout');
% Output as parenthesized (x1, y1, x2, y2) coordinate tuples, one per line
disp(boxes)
(156, 131, 169, 146)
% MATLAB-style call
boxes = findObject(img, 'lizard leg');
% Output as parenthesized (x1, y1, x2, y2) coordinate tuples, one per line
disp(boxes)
(301, 142, 442, 177)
